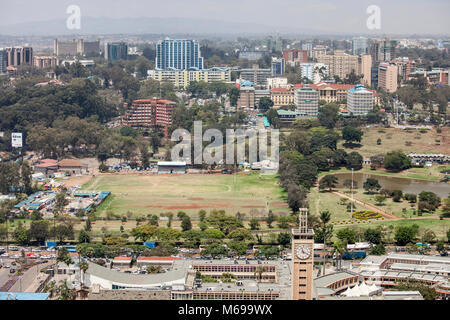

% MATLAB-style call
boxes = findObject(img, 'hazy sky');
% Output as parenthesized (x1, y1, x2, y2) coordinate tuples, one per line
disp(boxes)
(1, 0, 449, 34)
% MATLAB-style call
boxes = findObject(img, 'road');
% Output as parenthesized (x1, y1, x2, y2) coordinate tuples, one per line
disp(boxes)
(0, 267, 11, 290)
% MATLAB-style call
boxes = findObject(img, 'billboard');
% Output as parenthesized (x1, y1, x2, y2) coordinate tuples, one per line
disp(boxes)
(11, 132, 23, 148)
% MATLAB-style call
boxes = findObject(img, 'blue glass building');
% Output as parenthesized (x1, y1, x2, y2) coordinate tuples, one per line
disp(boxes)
(156, 38, 204, 70)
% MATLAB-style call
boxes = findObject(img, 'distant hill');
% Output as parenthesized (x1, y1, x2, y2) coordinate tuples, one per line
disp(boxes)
(0, 16, 325, 36)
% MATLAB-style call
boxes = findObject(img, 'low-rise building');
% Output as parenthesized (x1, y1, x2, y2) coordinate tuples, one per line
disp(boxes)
(347, 84, 374, 116)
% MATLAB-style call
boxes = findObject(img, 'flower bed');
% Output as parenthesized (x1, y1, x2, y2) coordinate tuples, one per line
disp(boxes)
(352, 210, 382, 220)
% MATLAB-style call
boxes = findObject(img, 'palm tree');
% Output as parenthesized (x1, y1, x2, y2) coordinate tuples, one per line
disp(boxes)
(79, 261, 89, 289)
(254, 266, 265, 282)
(319, 210, 332, 276)
(332, 240, 346, 271)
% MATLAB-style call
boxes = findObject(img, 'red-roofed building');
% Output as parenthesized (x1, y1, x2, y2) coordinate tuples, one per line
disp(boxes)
(270, 88, 294, 107)
(112, 256, 132, 267)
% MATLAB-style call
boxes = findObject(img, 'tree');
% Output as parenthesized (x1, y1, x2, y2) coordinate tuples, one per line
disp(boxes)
(181, 215, 192, 232)
(277, 232, 291, 246)
(204, 229, 225, 240)
(287, 184, 308, 213)
(336, 227, 357, 244)
(266, 211, 276, 229)
(384, 151, 412, 172)
(369, 243, 386, 255)
(363, 178, 381, 194)
(228, 241, 248, 256)
(364, 228, 382, 244)
(78, 230, 91, 243)
(85, 219, 92, 232)
(258, 97, 274, 112)
(228, 228, 253, 241)
(79, 261, 89, 288)
(57, 247, 72, 267)
(249, 219, 260, 230)
(318, 103, 340, 129)
(418, 192, 441, 212)
(13, 222, 30, 245)
(375, 195, 387, 205)
(198, 210, 207, 222)
(396, 279, 437, 300)
(319, 175, 339, 191)
(51, 224, 75, 243)
(421, 229, 436, 244)
(28, 220, 50, 244)
(392, 190, 403, 202)
(342, 126, 363, 145)
(203, 243, 228, 258)
(131, 224, 157, 242)
(345, 152, 363, 170)
(394, 225, 419, 246)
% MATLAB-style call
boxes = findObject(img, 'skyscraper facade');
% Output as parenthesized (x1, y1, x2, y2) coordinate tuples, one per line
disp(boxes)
(5, 47, 33, 66)
(104, 42, 128, 61)
(156, 38, 204, 70)
(0, 49, 6, 74)
(378, 62, 398, 93)
(294, 84, 319, 117)
(352, 37, 369, 56)
(271, 57, 285, 76)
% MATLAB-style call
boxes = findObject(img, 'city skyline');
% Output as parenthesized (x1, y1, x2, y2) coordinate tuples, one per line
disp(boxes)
(0, 0, 449, 36)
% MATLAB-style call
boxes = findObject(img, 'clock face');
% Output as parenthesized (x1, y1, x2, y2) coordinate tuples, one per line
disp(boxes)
(296, 245, 311, 260)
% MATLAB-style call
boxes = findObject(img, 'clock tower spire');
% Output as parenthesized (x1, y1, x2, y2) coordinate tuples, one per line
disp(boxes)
(291, 208, 315, 300)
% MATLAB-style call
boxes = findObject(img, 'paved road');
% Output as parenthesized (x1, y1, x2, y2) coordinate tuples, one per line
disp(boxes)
(0, 267, 11, 289)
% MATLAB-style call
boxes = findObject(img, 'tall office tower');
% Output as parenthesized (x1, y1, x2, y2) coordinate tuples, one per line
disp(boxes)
(54, 39, 100, 57)
(317, 50, 359, 80)
(352, 37, 369, 56)
(5, 47, 33, 66)
(378, 62, 398, 93)
(371, 39, 397, 63)
(358, 54, 372, 87)
(156, 38, 204, 70)
(271, 57, 285, 76)
(294, 84, 319, 118)
(0, 49, 6, 74)
(299, 63, 329, 84)
(347, 84, 374, 116)
(282, 49, 308, 66)
(291, 209, 315, 300)
(104, 42, 128, 61)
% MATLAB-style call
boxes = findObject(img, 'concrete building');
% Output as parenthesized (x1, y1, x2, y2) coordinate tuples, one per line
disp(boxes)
(57, 159, 88, 175)
(282, 49, 308, 66)
(54, 39, 100, 57)
(317, 50, 359, 80)
(267, 77, 288, 89)
(347, 85, 374, 116)
(5, 47, 33, 66)
(254, 89, 270, 108)
(352, 37, 369, 56)
(358, 55, 372, 87)
(408, 68, 448, 85)
(271, 88, 294, 107)
(240, 66, 272, 87)
(156, 38, 203, 70)
(371, 39, 397, 63)
(378, 62, 398, 93)
(394, 57, 416, 83)
(33, 56, 59, 69)
(294, 84, 319, 117)
(276, 109, 308, 126)
(123, 98, 177, 131)
(104, 42, 128, 61)
(238, 51, 269, 61)
(148, 67, 231, 89)
(237, 87, 255, 109)
(271, 57, 285, 76)
(311, 45, 328, 59)
(299, 63, 329, 83)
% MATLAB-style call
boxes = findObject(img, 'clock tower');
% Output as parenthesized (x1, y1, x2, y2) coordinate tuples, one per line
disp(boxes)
(291, 208, 315, 300)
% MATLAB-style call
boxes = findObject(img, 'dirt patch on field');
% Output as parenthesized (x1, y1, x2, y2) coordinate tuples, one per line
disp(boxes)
(242, 205, 265, 208)
(144, 203, 232, 210)
(270, 202, 289, 208)
(188, 197, 204, 201)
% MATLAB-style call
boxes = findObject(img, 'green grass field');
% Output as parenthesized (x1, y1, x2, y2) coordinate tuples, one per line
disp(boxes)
(81, 173, 288, 218)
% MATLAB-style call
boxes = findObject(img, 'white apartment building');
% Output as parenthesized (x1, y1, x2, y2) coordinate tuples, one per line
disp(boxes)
(299, 63, 329, 83)
(148, 67, 231, 89)
(347, 85, 374, 116)
(267, 77, 289, 89)
(294, 84, 319, 117)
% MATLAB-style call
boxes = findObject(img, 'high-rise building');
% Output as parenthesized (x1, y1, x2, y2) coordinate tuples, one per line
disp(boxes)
(33, 56, 59, 69)
(104, 42, 128, 61)
(240, 66, 272, 87)
(156, 38, 204, 70)
(237, 87, 255, 109)
(282, 49, 308, 66)
(358, 55, 372, 87)
(347, 84, 374, 116)
(371, 39, 397, 63)
(291, 209, 314, 300)
(294, 84, 319, 117)
(5, 47, 33, 66)
(299, 63, 329, 84)
(352, 37, 369, 56)
(123, 98, 177, 132)
(378, 62, 398, 93)
(54, 39, 100, 57)
(271, 57, 285, 76)
(317, 50, 359, 80)
(0, 49, 7, 74)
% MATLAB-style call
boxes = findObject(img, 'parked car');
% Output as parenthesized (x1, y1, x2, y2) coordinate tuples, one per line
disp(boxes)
(9, 268, 15, 274)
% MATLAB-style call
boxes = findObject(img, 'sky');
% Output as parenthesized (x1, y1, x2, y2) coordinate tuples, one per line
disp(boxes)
(0, 0, 449, 35)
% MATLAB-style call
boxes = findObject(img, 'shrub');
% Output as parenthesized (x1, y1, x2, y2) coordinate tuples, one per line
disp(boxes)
(352, 210, 382, 220)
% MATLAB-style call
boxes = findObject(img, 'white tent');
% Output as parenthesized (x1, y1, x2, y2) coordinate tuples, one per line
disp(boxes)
(359, 281, 370, 296)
